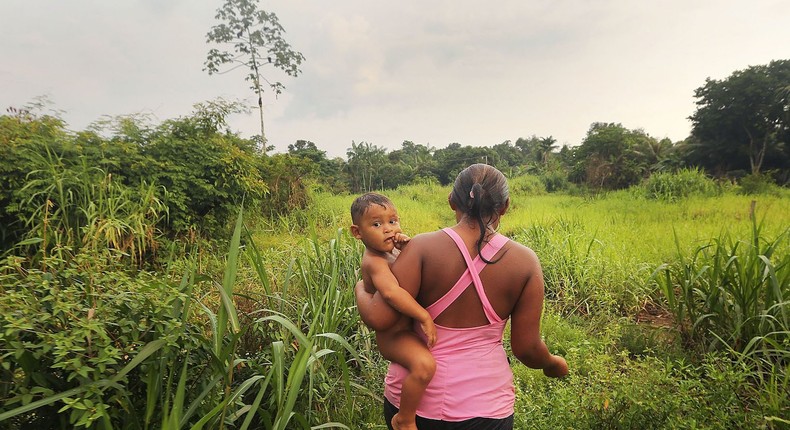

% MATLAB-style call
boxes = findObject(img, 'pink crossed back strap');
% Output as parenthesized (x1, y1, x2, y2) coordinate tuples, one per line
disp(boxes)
(426, 228, 509, 323)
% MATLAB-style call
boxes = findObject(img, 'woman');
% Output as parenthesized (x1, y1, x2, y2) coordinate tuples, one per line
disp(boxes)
(356, 163, 568, 430)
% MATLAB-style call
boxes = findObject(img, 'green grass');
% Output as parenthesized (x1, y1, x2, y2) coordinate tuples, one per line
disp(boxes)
(3, 176, 789, 429)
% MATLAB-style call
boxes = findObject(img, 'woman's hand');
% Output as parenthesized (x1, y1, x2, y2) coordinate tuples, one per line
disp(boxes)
(542, 355, 568, 378)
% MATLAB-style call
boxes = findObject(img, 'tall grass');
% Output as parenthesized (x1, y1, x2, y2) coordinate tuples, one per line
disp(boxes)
(0, 208, 359, 429)
(15, 146, 166, 265)
(654, 214, 789, 354)
(641, 167, 719, 201)
(653, 211, 790, 422)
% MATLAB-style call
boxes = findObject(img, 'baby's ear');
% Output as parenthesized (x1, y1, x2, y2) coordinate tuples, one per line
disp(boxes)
(350, 225, 362, 239)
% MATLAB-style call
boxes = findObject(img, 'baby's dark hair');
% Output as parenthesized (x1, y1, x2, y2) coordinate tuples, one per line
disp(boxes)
(450, 163, 510, 263)
(351, 192, 395, 224)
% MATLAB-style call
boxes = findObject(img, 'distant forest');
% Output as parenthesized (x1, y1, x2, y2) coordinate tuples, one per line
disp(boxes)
(2, 59, 788, 243)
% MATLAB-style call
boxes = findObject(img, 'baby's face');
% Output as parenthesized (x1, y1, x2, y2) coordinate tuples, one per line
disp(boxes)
(356, 204, 402, 253)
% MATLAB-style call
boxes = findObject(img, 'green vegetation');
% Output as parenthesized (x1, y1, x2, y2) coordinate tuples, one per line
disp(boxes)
(2, 167, 788, 428)
(2, 58, 789, 428)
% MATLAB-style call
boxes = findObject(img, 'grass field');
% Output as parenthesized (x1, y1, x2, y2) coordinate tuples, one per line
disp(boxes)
(3, 180, 788, 429)
(242, 184, 790, 428)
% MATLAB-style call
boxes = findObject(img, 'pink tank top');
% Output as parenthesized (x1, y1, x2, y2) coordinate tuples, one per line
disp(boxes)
(384, 228, 515, 421)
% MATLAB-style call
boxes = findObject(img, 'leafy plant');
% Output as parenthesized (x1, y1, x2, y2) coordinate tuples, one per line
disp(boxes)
(642, 167, 718, 201)
(654, 215, 789, 356)
(739, 172, 781, 195)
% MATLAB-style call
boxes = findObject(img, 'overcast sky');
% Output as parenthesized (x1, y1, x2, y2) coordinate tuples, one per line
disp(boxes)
(2, 1, 789, 158)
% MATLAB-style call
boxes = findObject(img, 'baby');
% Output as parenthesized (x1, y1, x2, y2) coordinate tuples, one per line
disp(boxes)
(350, 192, 436, 430)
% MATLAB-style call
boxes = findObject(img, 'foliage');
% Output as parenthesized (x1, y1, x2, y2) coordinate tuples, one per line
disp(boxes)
(0, 101, 278, 242)
(0, 210, 360, 429)
(568, 123, 662, 190)
(508, 174, 546, 196)
(345, 141, 389, 192)
(688, 59, 790, 176)
(539, 169, 571, 193)
(286, 140, 349, 193)
(739, 172, 783, 196)
(432, 143, 499, 185)
(0, 254, 200, 428)
(387, 141, 439, 185)
(257, 153, 313, 216)
(642, 167, 718, 201)
(0, 107, 71, 247)
(204, 0, 305, 149)
(2, 138, 166, 264)
(137, 105, 268, 236)
(654, 215, 789, 362)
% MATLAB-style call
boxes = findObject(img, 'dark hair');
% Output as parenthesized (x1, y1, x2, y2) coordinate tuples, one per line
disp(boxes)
(449, 164, 509, 263)
(351, 192, 395, 224)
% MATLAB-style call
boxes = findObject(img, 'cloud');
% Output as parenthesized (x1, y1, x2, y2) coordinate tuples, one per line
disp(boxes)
(2, 0, 789, 158)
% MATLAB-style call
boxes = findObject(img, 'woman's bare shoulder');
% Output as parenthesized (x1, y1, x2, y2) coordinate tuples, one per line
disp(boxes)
(500, 237, 542, 270)
(408, 230, 450, 246)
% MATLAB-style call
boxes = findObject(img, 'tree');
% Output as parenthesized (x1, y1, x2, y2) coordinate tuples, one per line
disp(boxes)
(537, 136, 558, 167)
(136, 102, 267, 234)
(688, 59, 790, 176)
(346, 141, 388, 192)
(388, 141, 438, 184)
(433, 143, 496, 185)
(569, 123, 651, 190)
(633, 136, 675, 173)
(288, 139, 327, 165)
(287, 139, 349, 192)
(204, 0, 305, 153)
(491, 140, 527, 173)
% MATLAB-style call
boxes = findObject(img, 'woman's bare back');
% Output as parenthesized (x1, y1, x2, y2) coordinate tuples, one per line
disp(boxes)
(391, 228, 539, 329)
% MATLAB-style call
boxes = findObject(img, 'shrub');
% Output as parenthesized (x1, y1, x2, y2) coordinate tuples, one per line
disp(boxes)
(739, 172, 780, 195)
(540, 170, 570, 193)
(508, 174, 546, 195)
(0, 211, 365, 429)
(642, 167, 717, 201)
(0, 254, 202, 428)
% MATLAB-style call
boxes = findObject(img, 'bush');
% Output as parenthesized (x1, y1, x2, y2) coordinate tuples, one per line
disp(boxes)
(540, 170, 570, 193)
(0, 254, 204, 428)
(508, 174, 546, 195)
(642, 168, 717, 201)
(739, 173, 780, 195)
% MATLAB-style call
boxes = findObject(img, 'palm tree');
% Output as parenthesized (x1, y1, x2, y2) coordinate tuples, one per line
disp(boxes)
(537, 136, 558, 167)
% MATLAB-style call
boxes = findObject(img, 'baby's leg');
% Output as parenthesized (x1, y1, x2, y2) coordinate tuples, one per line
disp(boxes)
(377, 328, 436, 430)
(355, 280, 400, 331)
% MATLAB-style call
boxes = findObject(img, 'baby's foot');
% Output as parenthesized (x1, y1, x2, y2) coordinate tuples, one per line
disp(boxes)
(391, 412, 418, 430)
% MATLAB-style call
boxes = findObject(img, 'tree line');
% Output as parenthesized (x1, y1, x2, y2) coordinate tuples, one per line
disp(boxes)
(2, 60, 788, 250)
(293, 59, 790, 193)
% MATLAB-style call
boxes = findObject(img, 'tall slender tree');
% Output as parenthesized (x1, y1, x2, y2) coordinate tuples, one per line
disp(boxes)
(204, 0, 305, 154)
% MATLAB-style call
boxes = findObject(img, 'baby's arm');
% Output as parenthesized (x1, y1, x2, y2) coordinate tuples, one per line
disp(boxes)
(365, 257, 436, 347)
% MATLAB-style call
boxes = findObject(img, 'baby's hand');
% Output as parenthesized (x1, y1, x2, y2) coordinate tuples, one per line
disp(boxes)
(393, 232, 411, 250)
(420, 317, 437, 348)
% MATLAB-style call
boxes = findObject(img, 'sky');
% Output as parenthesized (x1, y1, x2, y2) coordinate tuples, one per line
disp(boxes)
(2, 1, 789, 159)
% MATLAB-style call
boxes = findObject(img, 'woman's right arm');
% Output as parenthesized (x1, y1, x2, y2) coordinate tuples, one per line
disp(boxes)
(509, 248, 568, 377)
